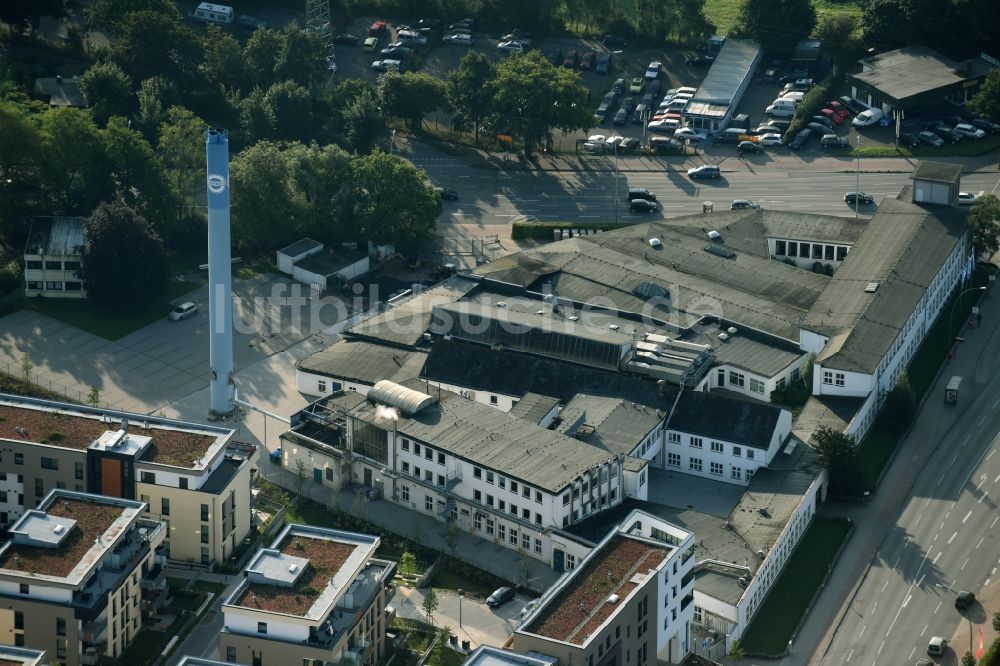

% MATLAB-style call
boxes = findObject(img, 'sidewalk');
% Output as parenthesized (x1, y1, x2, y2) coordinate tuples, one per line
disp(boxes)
(260, 466, 562, 592)
(395, 587, 525, 649)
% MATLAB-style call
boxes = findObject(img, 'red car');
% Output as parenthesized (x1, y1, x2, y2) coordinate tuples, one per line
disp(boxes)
(368, 20, 387, 36)
(820, 108, 845, 125)
(827, 101, 851, 119)
(579, 51, 596, 70)
(563, 50, 579, 68)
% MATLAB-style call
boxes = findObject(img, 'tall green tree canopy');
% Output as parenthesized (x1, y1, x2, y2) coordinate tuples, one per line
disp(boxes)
(811, 425, 866, 496)
(84, 0, 175, 33)
(736, 0, 816, 56)
(448, 51, 495, 141)
(0, 0, 66, 32)
(80, 62, 133, 126)
(349, 151, 441, 249)
(111, 10, 203, 87)
(80, 200, 171, 308)
(967, 69, 1000, 121)
(488, 51, 592, 156)
(39, 108, 113, 214)
(377, 71, 449, 131)
(968, 194, 1000, 261)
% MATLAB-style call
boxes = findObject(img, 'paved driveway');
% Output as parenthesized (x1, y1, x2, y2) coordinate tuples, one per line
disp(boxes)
(395, 587, 530, 649)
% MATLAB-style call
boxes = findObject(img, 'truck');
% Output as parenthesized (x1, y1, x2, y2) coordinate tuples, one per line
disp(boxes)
(944, 375, 962, 404)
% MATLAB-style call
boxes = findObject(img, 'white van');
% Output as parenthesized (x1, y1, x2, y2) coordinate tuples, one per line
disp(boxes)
(766, 100, 796, 117)
(852, 108, 884, 128)
(674, 87, 697, 96)
(193, 2, 233, 25)
(396, 30, 428, 46)
(779, 91, 805, 102)
(666, 98, 689, 112)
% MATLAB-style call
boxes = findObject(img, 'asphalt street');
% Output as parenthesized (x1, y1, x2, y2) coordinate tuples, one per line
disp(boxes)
(801, 292, 1000, 666)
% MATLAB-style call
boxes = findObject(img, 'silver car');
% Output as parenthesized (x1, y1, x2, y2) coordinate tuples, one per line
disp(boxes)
(168, 302, 198, 321)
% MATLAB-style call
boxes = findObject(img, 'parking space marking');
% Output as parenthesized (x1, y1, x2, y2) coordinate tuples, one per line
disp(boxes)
(948, 531, 958, 544)
(962, 510, 972, 523)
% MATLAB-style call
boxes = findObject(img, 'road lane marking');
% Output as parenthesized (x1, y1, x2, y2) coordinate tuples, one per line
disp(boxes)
(872, 600, 879, 615)
(946, 511, 951, 519)
(917, 573, 925, 587)
(935, 601, 942, 614)
(940, 521, 946, 532)
(933, 552, 942, 565)
(950, 454, 958, 465)
(886, 594, 910, 636)
(980, 491, 989, 504)
(915, 513, 922, 526)
(989, 450, 997, 461)
(860, 625, 866, 638)
(881, 580, 889, 592)
(978, 414, 988, 426)
(963, 510, 973, 523)
(846, 648, 854, 662)
(937, 473, 945, 486)
(925, 497, 932, 507)
(962, 557, 970, 570)
(948, 532, 958, 544)
(908, 646, 917, 660)
(994, 472, 1000, 483)
(993, 396, 1000, 409)
(993, 516, 999, 529)
(893, 556, 900, 569)
(921, 624, 929, 637)
(978, 537, 986, 549)
(878, 640, 885, 655)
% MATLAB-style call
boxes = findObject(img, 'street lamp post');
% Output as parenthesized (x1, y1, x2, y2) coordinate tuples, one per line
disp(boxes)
(855, 135, 861, 220)
(457, 589, 464, 627)
(614, 142, 620, 224)
(947, 286, 987, 359)
(935, 584, 974, 655)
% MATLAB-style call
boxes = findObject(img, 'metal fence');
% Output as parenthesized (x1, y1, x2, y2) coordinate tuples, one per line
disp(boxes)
(0, 363, 125, 410)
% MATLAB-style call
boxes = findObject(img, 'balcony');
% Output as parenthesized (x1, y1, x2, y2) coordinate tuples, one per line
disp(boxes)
(680, 593, 694, 612)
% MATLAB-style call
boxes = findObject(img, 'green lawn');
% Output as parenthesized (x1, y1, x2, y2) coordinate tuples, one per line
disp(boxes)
(740, 517, 851, 656)
(170, 590, 205, 611)
(24, 280, 200, 341)
(855, 134, 1000, 158)
(704, 0, 864, 36)
(428, 567, 497, 598)
(193, 580, 229, 595)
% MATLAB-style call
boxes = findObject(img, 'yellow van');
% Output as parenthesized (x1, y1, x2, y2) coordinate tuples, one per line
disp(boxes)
(363, 37, 378, 52)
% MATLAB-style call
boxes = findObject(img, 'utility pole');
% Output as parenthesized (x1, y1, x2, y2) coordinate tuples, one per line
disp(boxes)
(855, 135, 861, 220)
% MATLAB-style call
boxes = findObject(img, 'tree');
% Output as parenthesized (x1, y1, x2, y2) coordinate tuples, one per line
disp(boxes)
(38, 108, 113, 214)
(378, 72, 449, 132)
(348, 151, 441, 249)
(238, 86, 274, 145)
(262, 80, 313, 141)
(813, 15, 864, 69)
(736, 0, 816, 57)
(79, 200, 171, 309)
(728, 639, 746, 661)
(811, 425, 866, 496)
(87, 386, 103, 407)
(882, 372, 916, 435)
(243, 28, 285, 89)
(444, 524, 460, 556)
(20, 355, 32, 384)
(448, 52, 495, 142)
(230, 141, 306, 251)
(968, 69, 1000, 125)
(274, 24, 328, 88)
(516, 549, 534, 589)
(0, 101, 42, 242)
(84, 0, 176, 33)
(80, 62, 133, 127)
(968, 194, 1000, 261)
(400, 551, 418, 576)
(341, 88, 385, 152)
(136, 77, 176, 140)
(421, 588, 439, 625)
(112, 10, 202, 89)
(0, 0, 66, 33)
(489, 51, 592, 156)
(294, 457, 308, 499)
(960, 652, 976, 666)
(992, 609, 1000, 632)
(158, 105, 207, 200)
(201, 25, 246, 90)
(286, 142, 352, 238)
(429, 628, 452, 666)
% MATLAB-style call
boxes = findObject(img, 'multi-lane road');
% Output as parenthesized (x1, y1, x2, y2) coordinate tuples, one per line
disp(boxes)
(410, 151, 1000, 246)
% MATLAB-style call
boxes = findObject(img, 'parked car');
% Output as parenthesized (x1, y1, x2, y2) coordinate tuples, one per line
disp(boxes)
(368, 20, 387, 36)
(957, 191, 978, 205)
(844, 192, 874, 205)
(755, 124, 784, 136)
(897, 131, 921, 148)
(970, 118, 1000, 133)
(613, 108, 628, 125)
(611, 78, 626, 95)
(371, 59, 402, 72)
(418, 18, 441, 29)
(629, 78, 645, 93)
(826, 100, 851, 117)
(839, 96, 868, 114)
(737, 141, 762, 153)
(761, 66, 779, 82)
(396, 30, 428, 45)
(595, 53, 611, 74)
(819, 108, 845, 125)
(333, 33, 359, 45)
(954, 123, 985, 139)
(757, 133, 783, 146)
(629, 198, 659, 213)
(730, 199, 760, 210)
(821, 134, 850, 148)
(605, 135, 624, 149)
(487, 587, 515, 608)
(852, 108, 883, 128)
(918, 131, 945, 147)
(602, 34, 628, 47)
(580, 51, 596, 70)
(648, 118, 679, 133)
(621, 97, 637, 112)
(687, 165, 720, 179)
(810, 115, 835, 130)
(237, 14, 268, 29)
(619, 137, 640, 152)
(930, 126, 962, 143)
(673, 127, 703, 143)
(501, 33, 531, 45)
(806, 122, 831, 135)
(498, 40, 524, 54)
(686, 55, 713, 67)
(781, 78, 814, 93)
(381, 46, 413, 58)
(645, 61, 662, 79)
(433, 187, 459, 200)
(789, 128, 813, 150)
(627, 187, 657, 202)
(563, 50, 579, 68)
(546, 49, 562, 65)
(168, 302, 198, 321)
(363, 37, 379, 51)
(443, 33, 472, 45)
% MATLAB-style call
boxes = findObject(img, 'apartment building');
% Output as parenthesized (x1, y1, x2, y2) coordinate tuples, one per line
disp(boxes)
(0, 490, 166, 666)
(462, 646, 557, 666)
(280, 379, 625, 569)
(219, 524, 395, 666)
(0, 394, 258, 565)
(23, 216, 86, 298)
(514, 509, 696, 665)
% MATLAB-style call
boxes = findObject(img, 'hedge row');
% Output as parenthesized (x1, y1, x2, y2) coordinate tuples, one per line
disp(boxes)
(982, 635, 1000, 665)
(511, 220, 626, 240)
(787, 72, 837, 139)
